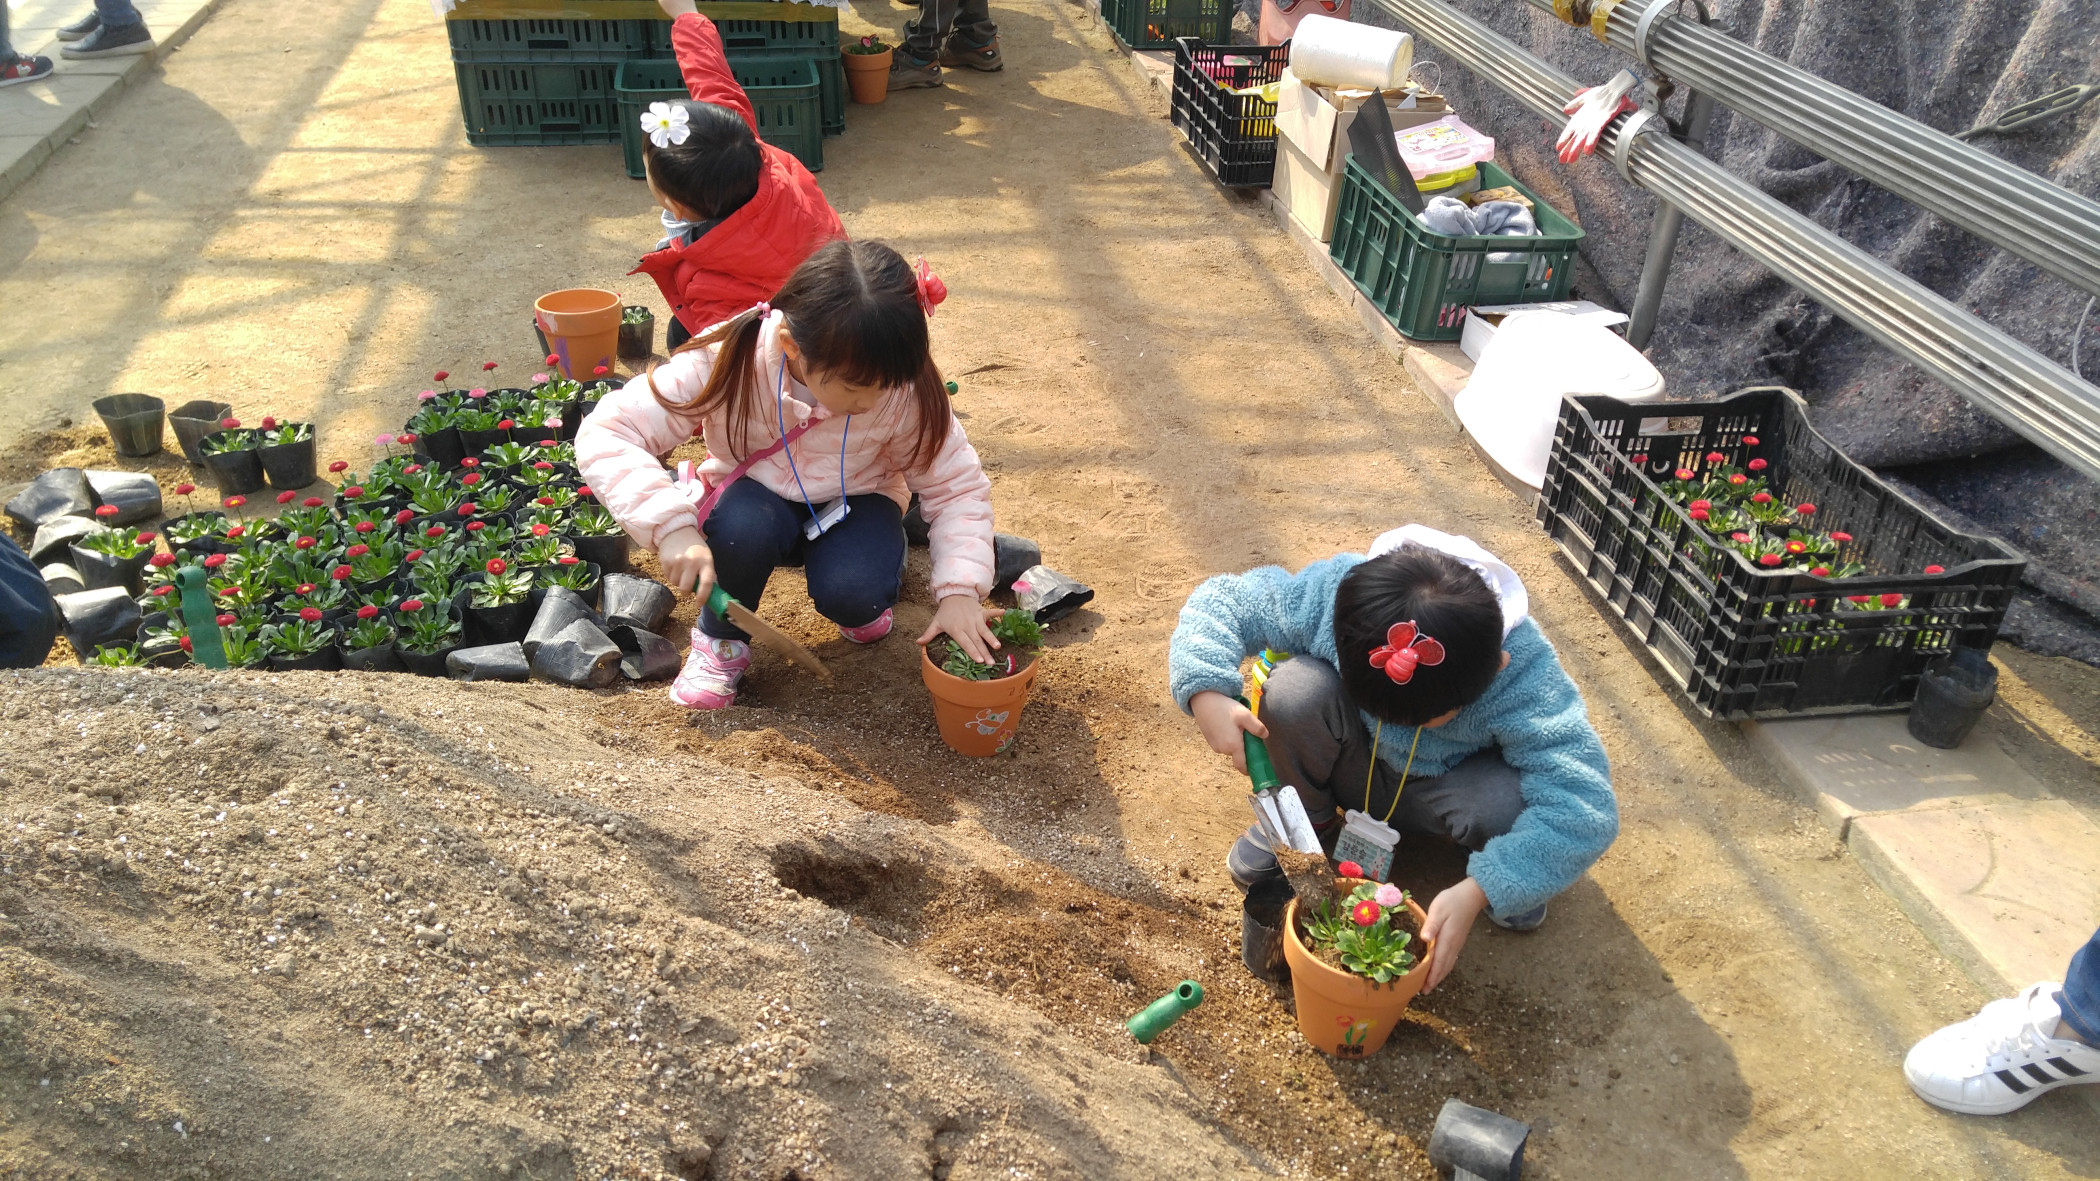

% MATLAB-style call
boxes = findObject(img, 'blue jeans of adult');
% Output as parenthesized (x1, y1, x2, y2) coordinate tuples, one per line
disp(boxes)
(2064, 928, 2100, 1044)
(94, 0, 146, 28)
(697, 478, 905, 642)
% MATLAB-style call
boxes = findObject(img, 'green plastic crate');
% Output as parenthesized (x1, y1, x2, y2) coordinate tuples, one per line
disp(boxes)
(614, 55, 823, 177)
(1100, 0, 1230, 50)
(1328, 159, 1584, 341)
(448, 16, 654, 61)
(457, 59, 623, 145)
(729, 46, 843, 137)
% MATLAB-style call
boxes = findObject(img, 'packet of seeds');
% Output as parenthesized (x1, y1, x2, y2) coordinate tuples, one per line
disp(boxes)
(1011, 564, 1094, 625)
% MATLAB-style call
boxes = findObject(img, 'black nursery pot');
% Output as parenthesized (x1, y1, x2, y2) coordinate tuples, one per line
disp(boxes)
(459, 427, 507, 456)
(94, 393, 166, 458)
(169, 400, 234, 464)
(1907, 648, 1998, 750)
(199, 432, 266, 495)
(69, 545, 153, 596)
(465, 597, 534, 644)
(398, 643, 459, 677)
(341, 640, 402, 673)
(259, 432, 318, 490)
(618, 307, 655, 363)
(419, 423, 468, 470)
(270, 642, 344, 672)
(570, 532, 631, 576)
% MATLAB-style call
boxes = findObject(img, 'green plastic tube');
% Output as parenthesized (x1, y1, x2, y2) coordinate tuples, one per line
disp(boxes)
(1126, 980, 1204, 1044)
(175, 566, 228, 670)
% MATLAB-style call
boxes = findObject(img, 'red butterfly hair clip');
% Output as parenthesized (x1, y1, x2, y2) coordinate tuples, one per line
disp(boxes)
(914, 255, 947, 318)
(1368, 621, 1444, 685)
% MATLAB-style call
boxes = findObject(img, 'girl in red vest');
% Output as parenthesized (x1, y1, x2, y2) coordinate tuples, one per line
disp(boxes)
(633, 1, 846, 347)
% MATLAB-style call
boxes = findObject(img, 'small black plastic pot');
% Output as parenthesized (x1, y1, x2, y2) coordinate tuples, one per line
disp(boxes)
(398, 643, 459, 677)
(270, 640, 344, 672)
(410, 419, 467, 469)
(1908, 648, 1998, 750)
(199, 431, 266, 495)
(259, 430, 318, 489)
(69, 544, 154, 596)
(464, 597, 534, 645)
(94, 393, 166, 458)
(570, 532, 631, 576)
(341, 640, 402, 673)
(169, 400, 234, 464)
(459, 427, 507, 456)
(618, 307, 655, 363)
(1241, 877, 1294, 984)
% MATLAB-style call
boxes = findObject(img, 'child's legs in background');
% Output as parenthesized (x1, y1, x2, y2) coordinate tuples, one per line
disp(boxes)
(698, 479, 806, 641)
(665, 314, 691, 353)
(801, 493, 905, 629)
(96, 0, 145, 28)
(904, 0, 986, 57)
(1255, 655, 1523, 848)
(2064, 928, 2100, 1044)
(953, 0, 997, 47)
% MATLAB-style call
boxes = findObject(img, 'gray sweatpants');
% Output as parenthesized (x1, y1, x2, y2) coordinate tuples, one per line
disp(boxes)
(1254, 655, 1523, 850)
(903, 0, 996, 58)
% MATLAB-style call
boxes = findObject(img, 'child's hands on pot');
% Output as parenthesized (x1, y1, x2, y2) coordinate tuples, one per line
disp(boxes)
(658, 526, 715, 601)
(1418, 876, 1489, 993)
(1190, 690, 1268, 775)
(918, 596, 1003, 664)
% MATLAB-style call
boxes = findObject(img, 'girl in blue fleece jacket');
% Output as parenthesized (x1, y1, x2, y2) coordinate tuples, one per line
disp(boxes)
(1169, 525, 1615, 992)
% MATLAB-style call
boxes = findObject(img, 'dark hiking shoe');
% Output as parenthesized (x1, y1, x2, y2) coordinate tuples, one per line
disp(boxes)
(56, 13, 100, 41)
(888, 52, 942, 90)
(61, 21, 154, 59)
(940, 34, 1003, 72)
(0, 54, 54, 87)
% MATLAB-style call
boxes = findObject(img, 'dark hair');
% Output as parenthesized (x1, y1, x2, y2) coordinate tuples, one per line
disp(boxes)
(647, 239, 950, 470)
(641, 101, 761, 221)
(1334, 547, 1505, 726)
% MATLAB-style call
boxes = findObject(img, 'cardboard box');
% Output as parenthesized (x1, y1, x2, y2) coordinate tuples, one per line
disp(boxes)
(1273, 137, 1347, 242)
(1460, 301, 1631, 362)
(1273, 70, 1448, 173)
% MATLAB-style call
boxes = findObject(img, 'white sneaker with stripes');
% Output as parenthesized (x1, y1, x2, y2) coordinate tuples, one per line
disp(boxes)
(1904, 982, 2100, 1114)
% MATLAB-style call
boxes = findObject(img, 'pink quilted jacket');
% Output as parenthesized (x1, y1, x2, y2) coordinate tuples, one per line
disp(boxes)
(575, 312, 996, 602)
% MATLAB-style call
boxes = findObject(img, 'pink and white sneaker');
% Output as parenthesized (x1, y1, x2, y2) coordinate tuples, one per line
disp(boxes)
(838, 608, 894, 644)
(669, 631, 750, 710)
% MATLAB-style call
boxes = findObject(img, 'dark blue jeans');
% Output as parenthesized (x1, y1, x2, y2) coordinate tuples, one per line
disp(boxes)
(698, 479, 905, 642)
(2065, 928, 2099, 1044)
(96, 0, 146, 28)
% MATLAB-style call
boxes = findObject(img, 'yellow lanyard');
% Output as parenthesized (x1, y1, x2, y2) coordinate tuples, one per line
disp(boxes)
(1365, 721, 1424, 825)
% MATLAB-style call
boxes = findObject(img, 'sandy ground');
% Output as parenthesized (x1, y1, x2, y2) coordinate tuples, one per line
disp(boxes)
(2, 0, 2099, 1177)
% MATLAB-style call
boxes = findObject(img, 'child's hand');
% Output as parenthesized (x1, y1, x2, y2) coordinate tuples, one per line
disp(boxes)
(656, 0, 698, 17)
(658, 526, 715, 600)
(1419, 877, 1489, 993)
(1191, 690, 1267, 775)
(918, 596, 1001, 664)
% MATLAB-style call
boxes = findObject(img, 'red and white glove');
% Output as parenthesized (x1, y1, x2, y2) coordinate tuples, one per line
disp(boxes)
(1557, 69, 1639, 163)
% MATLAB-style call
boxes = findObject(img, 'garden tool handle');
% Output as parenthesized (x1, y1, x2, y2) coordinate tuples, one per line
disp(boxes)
(1235, 694, 1281, 792)
(705, 585, 734, 617)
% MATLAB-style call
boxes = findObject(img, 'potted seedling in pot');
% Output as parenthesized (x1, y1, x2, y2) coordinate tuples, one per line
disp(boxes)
(539, 557, 602, 608)
(169, 400, 234, 464)
(844, 35, 893, 105)
(920, 608, 1044, 757)
(264, 610, 343, 671)
(216, 621, 270, 670)
(255, 417, 318, 488)
(396, 597, 464, 677)
(137, 615, 189, 668)
(71, 511, 159, 594)
(1282, 868, 1434, 1058)
(406, 392, 467, 469)
(618, 305, 655, 363)
(199, 419, 266, 495)
(567, 503, 630, 573)
(340, 604, 401, 672)
(277, 580, 347, 620)
(89, 642, 148, 667)
(467, 558, 536, 643)
(516, 525, 565, 569)
(455, 392, 506, 455)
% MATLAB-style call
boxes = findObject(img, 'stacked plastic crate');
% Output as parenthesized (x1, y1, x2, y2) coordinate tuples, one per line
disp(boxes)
(446, 1, 843, 162)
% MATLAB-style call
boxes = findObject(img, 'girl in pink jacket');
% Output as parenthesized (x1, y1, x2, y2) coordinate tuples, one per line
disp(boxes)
(576, 240, 997, 709)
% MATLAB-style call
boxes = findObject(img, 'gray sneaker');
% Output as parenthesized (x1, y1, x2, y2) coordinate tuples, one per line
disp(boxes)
(60, 21, 153, 59)
(940, 34, 1003, 72)
(887, 52, 942, 91)
(55, 13, 100, 41)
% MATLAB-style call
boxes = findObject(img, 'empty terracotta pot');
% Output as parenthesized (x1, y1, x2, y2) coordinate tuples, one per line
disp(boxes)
(533, 289, 622, 381)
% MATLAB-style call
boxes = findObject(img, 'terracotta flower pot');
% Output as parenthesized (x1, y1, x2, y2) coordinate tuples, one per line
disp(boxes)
(920, 643, 1037, 756)
(843, 46, 893, 105)
(533, 288, 622, 382)
(1281, 890, 1434, 1059)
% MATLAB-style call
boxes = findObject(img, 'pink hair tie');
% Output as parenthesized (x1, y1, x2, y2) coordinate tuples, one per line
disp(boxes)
(753, 300, 772, 318)
(914, 256, 947, 317)
(1368, 621, 1445, 685)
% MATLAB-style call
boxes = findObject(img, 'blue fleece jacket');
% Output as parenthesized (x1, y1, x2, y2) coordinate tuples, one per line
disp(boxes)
(1168, 553, 1617, 917)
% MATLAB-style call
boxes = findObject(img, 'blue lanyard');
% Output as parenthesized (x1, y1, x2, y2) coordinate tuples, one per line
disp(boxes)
(774, 345, 849, 530)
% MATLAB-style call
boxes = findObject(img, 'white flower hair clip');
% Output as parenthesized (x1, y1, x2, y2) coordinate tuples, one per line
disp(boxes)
(640, 102, 691, 149)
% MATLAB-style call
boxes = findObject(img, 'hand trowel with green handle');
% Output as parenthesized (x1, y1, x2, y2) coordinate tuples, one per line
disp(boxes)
(702, 584, 832, 682)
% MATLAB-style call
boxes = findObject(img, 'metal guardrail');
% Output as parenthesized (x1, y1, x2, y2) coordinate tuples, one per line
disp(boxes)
(1530, 0, 2100, 301)
(1361, 0, 2100, 483)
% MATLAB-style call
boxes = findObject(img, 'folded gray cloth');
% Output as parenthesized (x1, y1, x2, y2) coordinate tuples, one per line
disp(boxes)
(1418, 196, 1538, 238)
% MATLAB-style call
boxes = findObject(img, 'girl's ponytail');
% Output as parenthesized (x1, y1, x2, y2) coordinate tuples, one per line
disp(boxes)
(645, 305, 770, 460)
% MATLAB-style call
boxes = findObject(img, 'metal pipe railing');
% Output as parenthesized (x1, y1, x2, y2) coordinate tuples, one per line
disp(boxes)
(1524, 0, 2100, 300)
(1363, 0, 2100, 481)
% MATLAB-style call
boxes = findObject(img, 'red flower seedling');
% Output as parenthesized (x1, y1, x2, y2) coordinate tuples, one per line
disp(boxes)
(400, 599, 424, 612)
(135, 531, 156, 544)
(179, 636, 193, 653)
(1631, 453, 1649, 465)
(277, 489, 299, 505)
(357, 605, 380, 620)
(1785, 540, 1808, 554)
(1350, 900, 1382, 927)
(461, 457, 480, 469)
(220, 417, 240, 429)
(558, 556, 579, 565)
(1924, 564, 1945, 574)
(1337, 860, 1363, 879)
(1674, 467, 1696, 481)
(224, 495, 247, 509)
(1795, 503, 1817, 516)
(295, 536, 317, 550)
(1880, 593, 1904, 608)
(296, 583, 316, 595)
(1810, 566, 1831, 577)
(261, 416, 277, 431)
(1728, 473, 1749, 486)
(594, 365, 609, 376)
(1742, 435, 1759, 446)
(1751, 492, 1773, 504)
(329, 461, 349, 474)
(535, 496, 554, 507)
(1747, 458, 1768, 471)
(149, 553, 175, 568)
(531, 523, 551, 537)
(465, 520, 485, 533)
(354, 521, 375, 534)
(458, 502, 477, 516)
(299, 607, 324, 623)
(425, 526, 445, 539)
(1759, 554, 1783, 567)
(497, 419, 515, 431)
(216, 613, 238, 627)
(153, 585, 174, 598)
(468, 389, 486, 399)
(226, 525, 246, 539)
(1848, 594, 1870, 604)
(545, 353, 560, 366)
(434, 370, 450, 382)
(403, 464, 424, 476)
(94, 504, 119, 519)
(461, 472, 482, 487)
(1689, 507, 1710, 521)
(395, 509, 414, 526)
(405, 549, 424, 562)
(399, 432, 417, 445)
(1730, 532, 1752, 544)
(485, 558, 507, 576)
(577, 486, 592, 497)
(345, 544, 370, 558)
(1704, 451, 1726, 465)
(331, 565, 353, 581)
(533, 461, 553, 471)
(538, 438, 557, 448)
(203, 554, 228, 569)
(483, 361, 498, 371)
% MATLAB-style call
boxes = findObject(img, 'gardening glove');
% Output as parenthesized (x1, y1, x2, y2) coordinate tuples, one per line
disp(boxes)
(1556, 69, 1639, 163)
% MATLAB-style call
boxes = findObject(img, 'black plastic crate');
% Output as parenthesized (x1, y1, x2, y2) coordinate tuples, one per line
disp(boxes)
(1536, 386, 2027, 719)
(1171, 39, 1289, 188)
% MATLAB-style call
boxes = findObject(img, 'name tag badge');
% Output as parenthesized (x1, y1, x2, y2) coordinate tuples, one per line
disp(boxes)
(804, 497, 850, 540)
